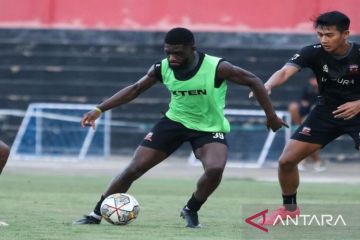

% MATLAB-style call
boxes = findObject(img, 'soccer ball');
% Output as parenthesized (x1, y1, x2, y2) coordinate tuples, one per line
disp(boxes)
(100, 193, 140, 225)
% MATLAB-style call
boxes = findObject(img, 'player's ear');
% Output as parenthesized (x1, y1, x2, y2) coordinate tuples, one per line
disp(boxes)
(343, 30, 350, 40)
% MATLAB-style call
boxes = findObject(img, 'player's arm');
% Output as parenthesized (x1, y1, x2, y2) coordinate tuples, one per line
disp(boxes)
(251, 45, 315, 97)
(262, 64, 299, 94)
(247, 65, 299, 98)
(97, 66, 158, 111)
(216, 61, 288, 131)
(81, 65, 159, 128)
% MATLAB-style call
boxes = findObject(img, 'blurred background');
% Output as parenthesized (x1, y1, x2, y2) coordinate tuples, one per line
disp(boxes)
(0, 0, 359, 165)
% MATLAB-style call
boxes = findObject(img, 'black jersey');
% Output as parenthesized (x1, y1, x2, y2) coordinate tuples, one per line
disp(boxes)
(287, 42, 360, 105)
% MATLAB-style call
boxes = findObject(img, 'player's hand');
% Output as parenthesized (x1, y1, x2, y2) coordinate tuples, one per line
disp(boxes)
(266, 114, 289, 132)
(249, 84, 272, 98)
(81, 109, 101, 129)
(333, 100, 360, 120)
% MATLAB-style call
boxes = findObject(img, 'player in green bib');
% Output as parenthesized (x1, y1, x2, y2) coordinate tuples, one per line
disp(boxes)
(161, 53, 230, 133)
(74, 28, 287, 228)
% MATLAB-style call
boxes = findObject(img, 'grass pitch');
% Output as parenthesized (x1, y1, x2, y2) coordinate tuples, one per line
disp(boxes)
(1, 173, 359, 240)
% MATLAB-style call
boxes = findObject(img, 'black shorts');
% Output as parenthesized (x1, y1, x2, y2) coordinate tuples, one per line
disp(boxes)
(140, 117, 228, 155)
(292, 105, 360, 149)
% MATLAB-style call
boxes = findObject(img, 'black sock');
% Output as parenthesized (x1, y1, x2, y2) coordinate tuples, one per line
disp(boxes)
(94, 195, 105, 216)
(282, 193, 297, 211)
(185, 194, 205, 212)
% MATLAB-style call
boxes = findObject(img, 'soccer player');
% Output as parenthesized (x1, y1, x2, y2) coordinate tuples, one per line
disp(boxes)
(73, 27, 287, 228)
(258, 11, 360, 225)
(0, 140, 10, 227)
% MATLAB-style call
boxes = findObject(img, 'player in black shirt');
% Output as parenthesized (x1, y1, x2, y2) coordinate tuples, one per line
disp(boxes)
(258, 11, 360, 225)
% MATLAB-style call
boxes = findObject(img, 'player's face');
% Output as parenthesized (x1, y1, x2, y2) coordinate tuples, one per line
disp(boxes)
(164, 44, 195, 70)
(316, 25, 349, 55)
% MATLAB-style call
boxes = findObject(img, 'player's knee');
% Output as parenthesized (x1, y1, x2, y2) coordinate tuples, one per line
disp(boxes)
(279, 157, 297, 171)
(205, 167, 224, 180)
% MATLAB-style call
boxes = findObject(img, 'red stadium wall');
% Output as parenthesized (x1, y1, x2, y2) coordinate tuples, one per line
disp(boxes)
(0, 0, 359, 33)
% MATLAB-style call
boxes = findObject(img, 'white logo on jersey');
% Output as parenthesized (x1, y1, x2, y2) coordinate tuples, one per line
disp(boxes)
(335, 78, 355, 85)
(349, 64, 359, 73)
(323, 64, 329, 73)
(290, 54, 300, 61)
(313, 44, 322, 48)
(321, 77, 355, 85)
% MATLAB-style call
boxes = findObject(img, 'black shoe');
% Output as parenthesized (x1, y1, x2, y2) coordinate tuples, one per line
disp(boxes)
(73, 215, 101, 225)
(180, 208, 201, 228)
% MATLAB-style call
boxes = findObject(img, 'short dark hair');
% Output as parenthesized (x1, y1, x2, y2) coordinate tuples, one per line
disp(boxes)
(314, 11, 350, 32)
(164, 27, 195, 45)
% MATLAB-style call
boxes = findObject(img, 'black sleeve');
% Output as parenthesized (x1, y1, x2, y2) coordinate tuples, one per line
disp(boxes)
(286, 45, 319, 69)
(154, 62, 163, 82)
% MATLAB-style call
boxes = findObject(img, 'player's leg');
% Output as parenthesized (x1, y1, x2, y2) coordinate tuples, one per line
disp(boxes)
(105, 118, 185, 196)
(0, 140, 10, 175)
(181, 134, 227, 228)
(192, 142, 227, 202)
(292, 103, 312, 170)
(262, 105, 341, 226)
(259, 140, 321, 226)
(74, 117, 183, 225)
(73, 146, 168, 225)
(299, 106, 325, 171)
(281, 105, 337, 202)
(104, 146, 167, 196)
(278, 140, 321, 198)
